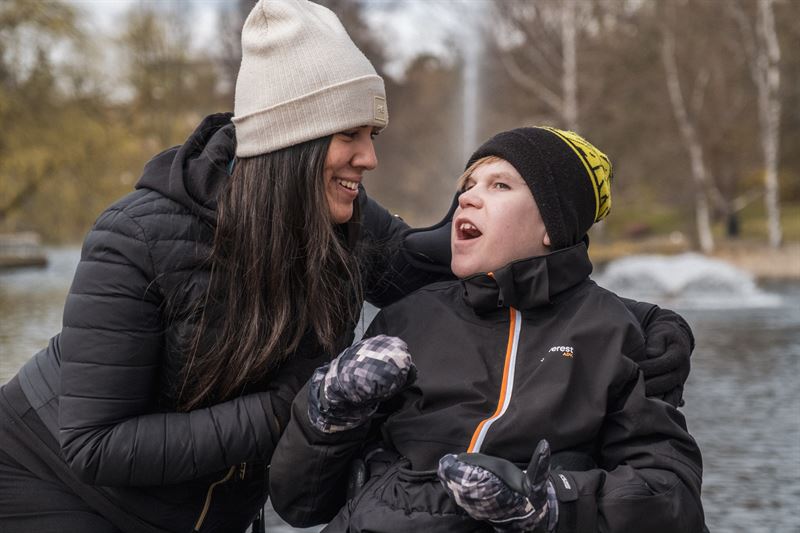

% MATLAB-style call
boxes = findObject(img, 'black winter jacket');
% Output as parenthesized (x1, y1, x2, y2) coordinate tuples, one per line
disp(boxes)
(269, 243, 706, 532)
(10, 113, 439, 533)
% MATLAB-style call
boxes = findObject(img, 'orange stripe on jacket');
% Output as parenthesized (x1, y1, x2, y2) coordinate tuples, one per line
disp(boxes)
(468, 307, 517, 452)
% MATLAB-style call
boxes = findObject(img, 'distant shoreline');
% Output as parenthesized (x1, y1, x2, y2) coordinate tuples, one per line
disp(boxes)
(0, 233, 48, 269)
(591, 240, 800, 281)
(710, 242, 800, 281)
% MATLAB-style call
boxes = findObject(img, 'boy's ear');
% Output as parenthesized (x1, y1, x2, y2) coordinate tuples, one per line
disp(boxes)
(543, 233, 551, 247)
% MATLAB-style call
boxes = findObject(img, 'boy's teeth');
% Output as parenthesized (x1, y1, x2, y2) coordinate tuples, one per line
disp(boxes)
(459, 222, 481, 239)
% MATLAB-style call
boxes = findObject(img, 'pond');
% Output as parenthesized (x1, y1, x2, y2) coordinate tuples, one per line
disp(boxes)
(1, 248, 798, 532)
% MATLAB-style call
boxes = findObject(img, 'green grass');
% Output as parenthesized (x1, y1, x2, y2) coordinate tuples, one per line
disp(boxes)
(596, 201, 799, 245)
(730, 201, 800, 241)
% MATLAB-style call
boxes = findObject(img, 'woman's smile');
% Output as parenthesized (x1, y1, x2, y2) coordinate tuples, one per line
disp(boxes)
(324, 126, 379, 224)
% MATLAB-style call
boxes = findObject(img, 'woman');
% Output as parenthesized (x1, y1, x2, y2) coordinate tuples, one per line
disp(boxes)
(0, 2, 692, 532)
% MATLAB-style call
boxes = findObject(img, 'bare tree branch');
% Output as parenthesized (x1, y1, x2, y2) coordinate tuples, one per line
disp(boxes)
(690, 67, 710, 116)
(499, 51, 563, 115)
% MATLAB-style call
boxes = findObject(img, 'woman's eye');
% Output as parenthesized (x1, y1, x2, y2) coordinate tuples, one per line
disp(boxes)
(339, 131, 358, 139)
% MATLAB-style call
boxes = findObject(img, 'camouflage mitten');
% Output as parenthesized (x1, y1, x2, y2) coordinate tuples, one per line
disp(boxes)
(438, 439, 557, 533)
(308, 335, 415, 433)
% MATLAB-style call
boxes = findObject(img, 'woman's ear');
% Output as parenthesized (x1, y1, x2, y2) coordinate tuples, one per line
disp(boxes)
(543, 233, 551, 247)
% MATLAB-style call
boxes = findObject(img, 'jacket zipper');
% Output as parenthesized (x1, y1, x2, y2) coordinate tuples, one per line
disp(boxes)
(467, 306, 522, 453)
(193, 465, 237, 532)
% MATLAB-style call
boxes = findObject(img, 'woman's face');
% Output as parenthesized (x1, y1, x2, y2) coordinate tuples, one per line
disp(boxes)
(324, 126, 379, 224)
(451, 159, 550, 278)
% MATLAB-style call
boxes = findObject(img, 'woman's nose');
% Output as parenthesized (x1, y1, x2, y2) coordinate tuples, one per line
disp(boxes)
(352, 136, 378, 171)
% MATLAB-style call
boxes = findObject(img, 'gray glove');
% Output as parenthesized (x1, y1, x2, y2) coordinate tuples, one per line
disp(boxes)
(438, 439, 557, 533)
(307, 335, 415, 433)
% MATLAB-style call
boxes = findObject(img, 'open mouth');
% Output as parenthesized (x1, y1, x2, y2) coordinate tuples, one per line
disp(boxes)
(456, 221, 482, 240)
(336, 178, 359, 192)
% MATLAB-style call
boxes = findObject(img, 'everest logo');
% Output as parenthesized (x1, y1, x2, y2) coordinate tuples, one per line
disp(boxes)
(548, 346, 574, 358)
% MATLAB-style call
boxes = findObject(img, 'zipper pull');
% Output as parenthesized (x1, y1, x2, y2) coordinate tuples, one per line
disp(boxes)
(238, 462, 247, 480)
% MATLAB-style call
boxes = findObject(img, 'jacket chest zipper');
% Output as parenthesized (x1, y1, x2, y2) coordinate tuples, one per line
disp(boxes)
(467, 307, 522, 453)
(193, 464, 238, 532)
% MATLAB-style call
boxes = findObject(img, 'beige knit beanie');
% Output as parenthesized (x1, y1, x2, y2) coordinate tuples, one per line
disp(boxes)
(232, 0, 388, 157)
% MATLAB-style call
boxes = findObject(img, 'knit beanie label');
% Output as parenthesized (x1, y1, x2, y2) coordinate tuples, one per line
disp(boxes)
(373, 96, 388, 125)
(542, 127, 612, 222)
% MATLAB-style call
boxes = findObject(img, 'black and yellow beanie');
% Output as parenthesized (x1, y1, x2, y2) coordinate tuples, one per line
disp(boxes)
(466, 126, 613, 250)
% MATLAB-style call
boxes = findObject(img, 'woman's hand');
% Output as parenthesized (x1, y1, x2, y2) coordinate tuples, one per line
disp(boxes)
(640, 310, 694, 407)
(307, 335, 415, 433)
(438, 440, 557, 533)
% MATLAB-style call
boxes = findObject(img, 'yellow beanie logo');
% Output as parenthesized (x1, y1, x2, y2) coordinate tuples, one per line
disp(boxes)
(542, 127, 612, 222)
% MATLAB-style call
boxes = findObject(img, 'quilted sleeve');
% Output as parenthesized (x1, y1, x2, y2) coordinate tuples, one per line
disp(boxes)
(58, 207, 286, 486)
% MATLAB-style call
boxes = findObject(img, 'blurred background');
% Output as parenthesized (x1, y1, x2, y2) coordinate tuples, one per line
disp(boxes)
(0, 1, 798, 532)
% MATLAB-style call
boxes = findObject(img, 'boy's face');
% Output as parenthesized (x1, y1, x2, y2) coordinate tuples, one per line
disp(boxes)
(451, 159, 550, 278)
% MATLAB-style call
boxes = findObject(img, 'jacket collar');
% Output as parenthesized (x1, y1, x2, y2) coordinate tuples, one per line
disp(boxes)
(461, 242, 592, 314)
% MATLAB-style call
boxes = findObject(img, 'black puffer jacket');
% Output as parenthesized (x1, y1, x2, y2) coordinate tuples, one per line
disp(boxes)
(270, 244, 705, 532)
(13, 113, 437, 532)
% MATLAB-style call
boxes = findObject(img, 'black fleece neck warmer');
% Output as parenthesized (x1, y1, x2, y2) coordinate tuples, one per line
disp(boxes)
(466, 127, 612, 250)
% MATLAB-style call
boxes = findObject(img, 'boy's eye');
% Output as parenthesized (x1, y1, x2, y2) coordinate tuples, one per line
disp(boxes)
(494, 182, 510, 190)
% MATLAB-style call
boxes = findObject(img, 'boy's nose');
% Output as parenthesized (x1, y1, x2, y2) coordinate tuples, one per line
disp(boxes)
(458, 188, 483, 209)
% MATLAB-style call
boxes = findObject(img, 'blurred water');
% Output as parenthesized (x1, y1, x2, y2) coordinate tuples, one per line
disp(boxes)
(596, 253, 784, 309)
(1, 248, 798, 532)
(678, 292, 800, 533)
(0, 247, 82, 378)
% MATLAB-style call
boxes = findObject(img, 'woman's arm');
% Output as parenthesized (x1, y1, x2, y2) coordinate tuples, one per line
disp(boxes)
(619, 298, 694, 407)
(358, 188, 451, 307)
(58, 207, 304, 486)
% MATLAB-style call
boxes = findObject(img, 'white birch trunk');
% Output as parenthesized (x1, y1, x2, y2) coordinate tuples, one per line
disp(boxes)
(756, 0, 782, 247)
(562, 0, 579, 131)
(661, 30, 715, 253)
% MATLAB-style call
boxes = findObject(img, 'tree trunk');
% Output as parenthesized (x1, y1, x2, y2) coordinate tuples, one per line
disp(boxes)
(561, 0, 579, 131)
(661, 29, 715, 253)
(757, 0, 782, 248)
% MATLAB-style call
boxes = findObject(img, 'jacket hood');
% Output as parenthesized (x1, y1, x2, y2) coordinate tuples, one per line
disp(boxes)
(461, 242, 592, 314)
(135, 113, 236, 225)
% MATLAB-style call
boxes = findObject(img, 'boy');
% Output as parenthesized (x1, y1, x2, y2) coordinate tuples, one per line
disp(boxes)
(269, 127, 706, 532)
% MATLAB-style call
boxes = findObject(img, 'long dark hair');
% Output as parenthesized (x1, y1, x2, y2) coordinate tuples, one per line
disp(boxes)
(178, 136, 363, 410)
